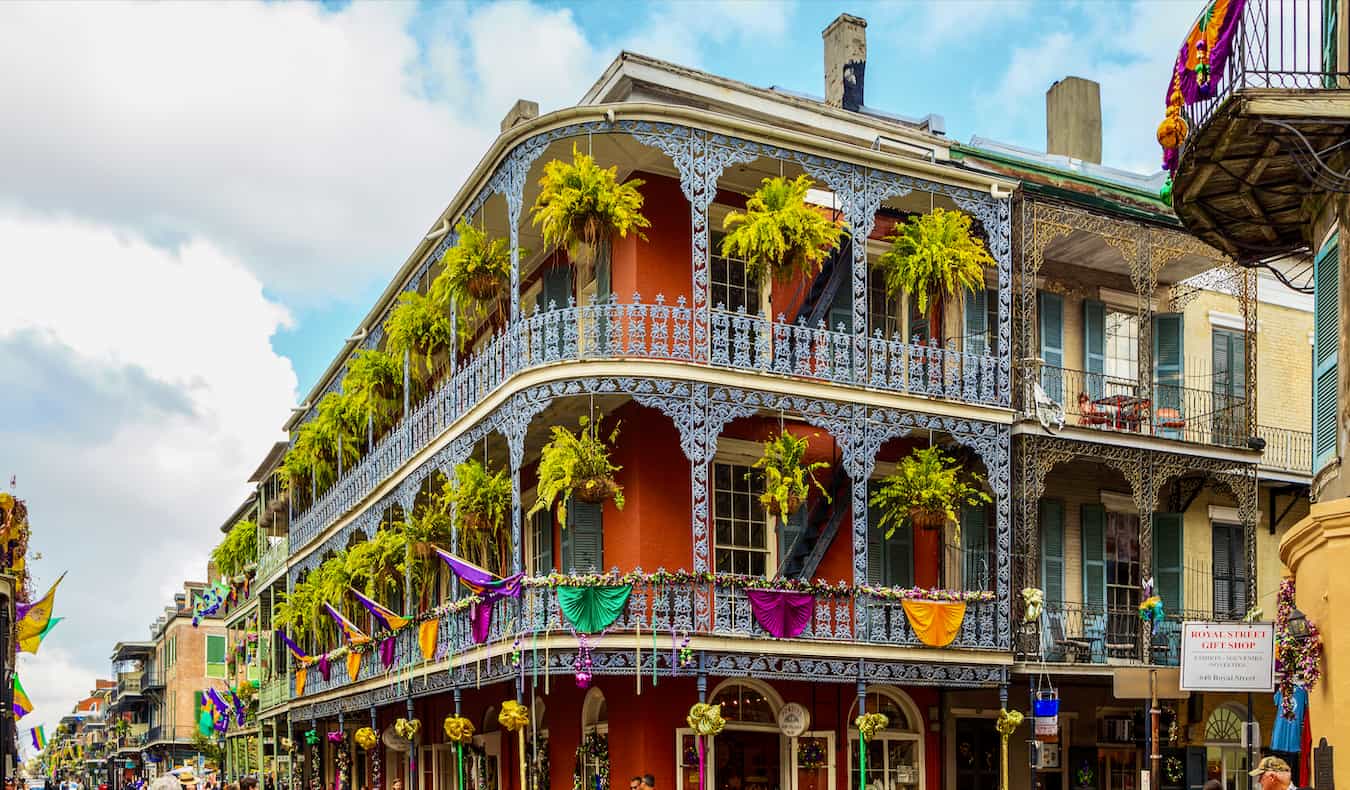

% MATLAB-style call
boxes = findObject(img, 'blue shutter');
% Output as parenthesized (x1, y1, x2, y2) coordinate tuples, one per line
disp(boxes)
(778, 508, 805, 574)
(961, 505, 988, 591)
(1324, 0, 1340, 86)
(1152, 513, 1184, 615)
(1154, 313, 1185, 413)
(1080, 504, 1106, 612)
(887, 515, 914, 589)
(1083, 299, 1106, 399)
(1315, 234, 1340, 467)
(965, 288, 989, 356)
(561, 500, 603, 573)
(1040, 501, 1064, 607)
(1039, 291, 1064, 401)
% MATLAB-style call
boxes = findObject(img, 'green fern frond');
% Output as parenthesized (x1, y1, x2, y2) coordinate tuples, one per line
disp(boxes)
(868, 446, 991, 545)
(530, 145, 650, 265)
(875, 208, 992, 314)
(721, 175, 844, 283)
(529, 414, 624, 529)
(211, 520, 259, 580)
(751, 431, 832, 522)
(384, 290, 454, 382)
(343, 349, 403, 437)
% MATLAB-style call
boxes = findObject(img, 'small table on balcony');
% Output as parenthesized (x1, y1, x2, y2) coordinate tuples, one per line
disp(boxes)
(1093, 395, 1149, 431)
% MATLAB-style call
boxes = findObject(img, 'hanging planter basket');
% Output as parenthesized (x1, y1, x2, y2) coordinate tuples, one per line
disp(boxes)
(909, 507, 948, 531)
(781, 493, 804, 515)
(465, 271, 502, 301)
(574, 475, 620, 504)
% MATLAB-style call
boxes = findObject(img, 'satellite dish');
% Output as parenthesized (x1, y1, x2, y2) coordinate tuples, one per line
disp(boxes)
(381, 726, 412, 753)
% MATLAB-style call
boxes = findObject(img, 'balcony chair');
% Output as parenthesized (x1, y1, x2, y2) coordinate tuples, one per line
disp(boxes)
(1076, 392, 1112, 427)
(1045, 609, 1091, 663)
(1155, 407, 1185, 440)
(1083, 612, 1107, 663)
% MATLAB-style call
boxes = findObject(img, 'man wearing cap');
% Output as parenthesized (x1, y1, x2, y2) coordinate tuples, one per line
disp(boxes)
(1251, 756, 1296, 790)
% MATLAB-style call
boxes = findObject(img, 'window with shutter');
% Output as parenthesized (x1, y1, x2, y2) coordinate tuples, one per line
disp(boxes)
(1314, 233, 1340, 467)
(778, 508, 805, 575)
(1324, 0, 1340, 85)
(965, 289, 989, 357)
(528, 509, 554, 576)
(961, 504, 990, 591)
(561, 500, 604, 573)
(1083, 299, 1105, 398)
(1081, 504, 1106, 613)
(1152, 513, 1184, 616)
(1040, 501, 1064, 607)
(1039, 291, 1064, 401)
(867, 481, 912, 588)
(867, 269, 901, 339)
(1211, 524, 1248, 620)
(538, 264, 574, 311)
(1212, 329, 1247, 446)
(205, 634, 227, 679)
(1154, 314, 1185, 414)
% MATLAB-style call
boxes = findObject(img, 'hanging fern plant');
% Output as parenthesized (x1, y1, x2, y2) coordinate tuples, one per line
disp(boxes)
(343, 349, 403, 437)
(875, 207, 992, 314)
(211, 520, 259, 581)
(530, 144, 650, 266)
(752, 431, 831, 522)
(384, 290, 454, 382)
(436, 220, 512, 303)
(721, 175, 844, 284)
(452, 459, 512, 535)
(869, 446, 990, 545)
(530, 415, 624, 529)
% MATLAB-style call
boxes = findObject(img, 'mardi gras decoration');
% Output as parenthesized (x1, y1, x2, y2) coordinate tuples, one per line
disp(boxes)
(1138, 577, 1164, 635)
(443, 716, 475, 744)
(1021, 588, 1044, 623)
(1275, 577, 1323, 717)
(1157, 0, 1248, 170)
(304, 729, 320, 746)
(572, 733, 609, 790)
(686, 703, 725, 790)
(995, 709, 1024, 790)
(796, 738, 827, 770)
(854, 711, 889, 783)
(394, 718, 420, 741)
(327, 731, 345, 744)
(499, 701, 531, 790)
(354, 727, 378, 751)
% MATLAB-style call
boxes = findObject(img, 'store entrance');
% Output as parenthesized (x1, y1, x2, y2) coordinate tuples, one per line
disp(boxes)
(713, 729, 782, 790)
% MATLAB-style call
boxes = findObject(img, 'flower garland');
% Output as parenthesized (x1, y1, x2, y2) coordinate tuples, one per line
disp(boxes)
(286, 571, 991, 672)
(571, 732, 609, 790)
(1165, 757, 1184, 784)
(1275, 577, 1323, 717)
(1157, 0, 1248, 175)
(331, 733, 349, 790)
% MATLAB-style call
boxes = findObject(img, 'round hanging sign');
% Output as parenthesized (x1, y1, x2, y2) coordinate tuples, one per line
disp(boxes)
(777, 703, 810, 738)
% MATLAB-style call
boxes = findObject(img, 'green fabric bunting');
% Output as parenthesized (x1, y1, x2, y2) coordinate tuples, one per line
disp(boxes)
(557, 584, 632, 633)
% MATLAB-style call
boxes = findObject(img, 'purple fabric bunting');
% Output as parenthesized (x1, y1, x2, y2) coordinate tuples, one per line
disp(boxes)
(745, 589, 815, 639)
(470, 601, 494, 644)
(380, 637, 396, 668)
(1170, 0, 1248, 105)
(317, 654, 331, 681)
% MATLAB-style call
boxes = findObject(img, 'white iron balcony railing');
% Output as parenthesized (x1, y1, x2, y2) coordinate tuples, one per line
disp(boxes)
(289, 295, 1003, 552)
(1257, 425, 1312, 475)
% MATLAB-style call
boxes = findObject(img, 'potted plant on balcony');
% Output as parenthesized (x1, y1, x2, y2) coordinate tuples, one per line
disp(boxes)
(874, 207, 992, 315)
(869, 446, 991, 545)
(531, 414, 625, 528)
(343, 349, 404, 439)
(530, 144, 650, 268)
(451, 459, 511, 534)
(384, 289, 455, 384)
(720, 175, 844, 286)
(283, 391, 363, 495)
(432, 220, 512, 315)
(751, 431, 831, 521)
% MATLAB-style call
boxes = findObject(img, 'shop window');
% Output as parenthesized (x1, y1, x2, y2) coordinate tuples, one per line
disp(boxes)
(713, 462, 771, 577)
(952, 718, 998, 790)
(710, 681, 776, 725)
(848, 687, 924, 790)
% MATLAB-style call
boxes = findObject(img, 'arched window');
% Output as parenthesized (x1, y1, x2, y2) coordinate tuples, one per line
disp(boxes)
(1205, 705, 1244, 743)
(847, 686, 924, 790)
(709, 679, 781, 725)
(1205, 704, 1251, 790)
(579, 689, 609, 790)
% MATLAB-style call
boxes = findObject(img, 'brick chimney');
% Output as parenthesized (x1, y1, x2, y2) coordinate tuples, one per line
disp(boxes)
(823, 14, 866, 111)
(1046, 77, 1102, 164)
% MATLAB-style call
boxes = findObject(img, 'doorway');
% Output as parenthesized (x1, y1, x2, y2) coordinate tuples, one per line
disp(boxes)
(713, 730, 781, 790)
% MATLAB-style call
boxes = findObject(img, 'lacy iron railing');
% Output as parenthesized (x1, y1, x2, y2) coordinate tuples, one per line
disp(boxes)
(1029, 364, 1251, 448)
(289, 295, 1002, 552)
(291, 572, 999, 699)
(1014, 602, 1192, 667)
(1257, 424, 1312, 474)
(257, 535, 289, 582)
(1180, 0, 1350, 137)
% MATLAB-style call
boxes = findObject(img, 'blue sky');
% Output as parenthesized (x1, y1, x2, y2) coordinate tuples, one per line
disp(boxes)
(0, 0, 1204, 745)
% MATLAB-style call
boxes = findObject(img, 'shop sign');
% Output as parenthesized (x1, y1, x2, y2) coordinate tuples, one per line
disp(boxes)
(1179, 621, 1275, 692)
(776, 703, 810, 738)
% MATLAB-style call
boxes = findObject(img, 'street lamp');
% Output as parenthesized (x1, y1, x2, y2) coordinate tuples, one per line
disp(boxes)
(1286, 607, 1310, 640)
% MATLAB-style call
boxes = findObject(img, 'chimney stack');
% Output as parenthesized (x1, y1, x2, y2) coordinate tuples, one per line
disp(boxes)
(1045, 77, 1102, 164)
(500, 99, 540, 133)
(823, 14, 866, 111)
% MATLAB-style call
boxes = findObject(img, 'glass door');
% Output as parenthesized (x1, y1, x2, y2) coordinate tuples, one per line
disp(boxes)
(678, 729, 704, 790)
(790, 733, 834, 790)
(849, 735, 921, 790)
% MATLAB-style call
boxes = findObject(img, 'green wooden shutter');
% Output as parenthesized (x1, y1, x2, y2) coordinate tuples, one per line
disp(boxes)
(866, 482, 884, 585)
(1081, 504, 1106, 612)
(1154, 313, 1185, 412)
(1040, 501, 1064, 606)
(1039, 291, 1064, 401)
(961, 505, 989, 591)
(531, 509, 553, 575)
(1083, 299, 1106, 399)
(1152, 512, 1184, 615)
(538, 265, 573, 311)
(1315, 234, 1340, 467)
(562, 500, 604, 573)
(965, 288, 989, 356)
(1324, 0, 1340, 85)
(1212, 524, 1246, 619)
(886, 515, 914, 589)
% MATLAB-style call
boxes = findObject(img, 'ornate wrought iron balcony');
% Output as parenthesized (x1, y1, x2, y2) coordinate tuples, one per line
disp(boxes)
(288, 296, 1005, 553)
(257, 535, 288, 583)
(290, 572, 1001, 700)
(1257, 424, 1313, 475)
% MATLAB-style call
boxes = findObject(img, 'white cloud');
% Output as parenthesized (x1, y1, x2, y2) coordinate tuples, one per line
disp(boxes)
(0, 212, 297, 723)
(619, 1, 794, 73)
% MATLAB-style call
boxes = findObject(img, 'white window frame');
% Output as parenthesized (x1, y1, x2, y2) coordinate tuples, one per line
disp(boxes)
(846, 686, 925, 790)
(710, 451, 776, 578)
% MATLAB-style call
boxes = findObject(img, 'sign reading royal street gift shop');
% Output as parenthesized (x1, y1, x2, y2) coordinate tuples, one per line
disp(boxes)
(1179, 621, 1275, 692)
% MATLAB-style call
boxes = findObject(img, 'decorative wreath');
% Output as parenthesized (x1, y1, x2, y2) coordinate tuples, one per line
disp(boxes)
(1165, 757, 1184, 784)
(796, 738, 827, 770)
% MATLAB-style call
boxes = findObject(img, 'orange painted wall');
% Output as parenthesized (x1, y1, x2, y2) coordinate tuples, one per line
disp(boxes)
(602, 402, 693, 573)
(612, 173, 692, 306)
